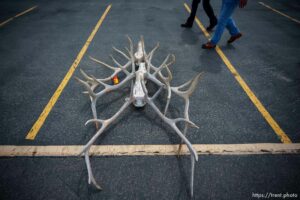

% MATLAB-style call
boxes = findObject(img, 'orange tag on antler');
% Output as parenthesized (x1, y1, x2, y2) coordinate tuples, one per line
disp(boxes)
(112, 75, 119, 85)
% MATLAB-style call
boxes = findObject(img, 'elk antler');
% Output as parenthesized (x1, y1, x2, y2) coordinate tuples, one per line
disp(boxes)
(77, 36, 202, 197)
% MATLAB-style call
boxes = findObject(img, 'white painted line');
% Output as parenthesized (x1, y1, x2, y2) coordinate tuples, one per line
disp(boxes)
(259, 2, 300, 25)
(0, 143, 299, 157)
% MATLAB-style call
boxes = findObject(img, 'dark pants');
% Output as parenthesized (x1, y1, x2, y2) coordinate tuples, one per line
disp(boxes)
(187, 0, 217, 24)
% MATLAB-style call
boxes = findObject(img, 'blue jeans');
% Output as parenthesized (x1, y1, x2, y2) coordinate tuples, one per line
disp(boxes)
(210, 0, 240, 45)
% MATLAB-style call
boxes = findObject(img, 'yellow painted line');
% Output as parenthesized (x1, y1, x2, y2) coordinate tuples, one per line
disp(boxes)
(0, 143, 299, 156)
(184, 3, 292, 143)
(25, 5, 112, 140)
(0, 5, 38, 27)
(259, 2, 300, 25)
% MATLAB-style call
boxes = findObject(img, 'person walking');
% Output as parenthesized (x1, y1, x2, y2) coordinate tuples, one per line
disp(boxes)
(181, 0, 218, 31)
(202, 0, 248, 49)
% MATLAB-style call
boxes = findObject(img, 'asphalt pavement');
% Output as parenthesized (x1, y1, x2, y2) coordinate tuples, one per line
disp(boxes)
(0, 0, 299, 199)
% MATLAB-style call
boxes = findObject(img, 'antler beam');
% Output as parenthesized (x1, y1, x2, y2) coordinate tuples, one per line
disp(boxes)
(77, 36, 202, 197)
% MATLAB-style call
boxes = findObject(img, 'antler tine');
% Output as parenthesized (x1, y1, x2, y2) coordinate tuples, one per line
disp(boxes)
(172, 73, 203, 98)
(97, 61, 132, 82)
(94, 72, 135, 98)
(77, 70, 135, 128)
(159, 67, 172, 83)
(91, 97, 99, 130)
(144, 42, 159, 73)
(89, 55, 126, 83)
(80, 101, 133, 159)
(190, 156, 196, 197)
(161, 73, 202, 197)
(80, 69, 101, 93)
(157, 70, 172, 115)
(177, 99, 198, 155)
(109, 54, 122, 67)
(140, 80, 198, 197)
(82, 119, 106, 189)
(89, 56, 117, 71)
(89, 74, 106, 86)
(97, 72, 119, 82)
(159, 54, 172, 67)
(166, 54, 175, 68)
(75, 76, 99, 129)
(157, 57, 174, 115)
(145, 97, 198, 161)
(75, 76, 96, 99)
(150, 85, 164, 101)
(146, 42, 159, 61)
(174, 118, 199, 129)
(157, 54, 174, 84)
(112, 46, 130, 60)
(147, 62, 159, 74)
(126, 35, 134, 51)
(163, 84, 171, 115)
(84, 152, 102, 190)
(174, 73, 203, 157)
(80, 97, 134, 190)
(126, 35, 136, 73)
(80, 69, 93, 82)
(110, 55, 130, 75)
(156, 56, 174, 115)
(144, 69, 172, 115)
(146, 73, 164, 88)
(89, 55, 132, 85)
(125, 47, 131, 57)
(153, 54, 175, 76)
(78, 70, 135, 128)
(140, 35, 146, 56)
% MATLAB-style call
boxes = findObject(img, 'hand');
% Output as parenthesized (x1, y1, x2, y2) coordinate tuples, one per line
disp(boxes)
(239, 0, 247, 8)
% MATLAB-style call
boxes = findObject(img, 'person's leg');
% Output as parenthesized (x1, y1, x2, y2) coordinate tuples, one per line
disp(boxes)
(210, 0, 238, 45)
(188, 0, 201, 23)
(181, 0, 201, 27)
(226, 17, 239, 36)
(203, 0, 218, 31)
(226, 16, 243, 43)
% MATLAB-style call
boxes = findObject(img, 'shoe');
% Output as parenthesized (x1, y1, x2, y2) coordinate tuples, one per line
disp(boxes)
(181, 22, 193, 28)
(206, 19, 218, 32)
(202, 42, 216, 49)
(227, 33, 242, 43)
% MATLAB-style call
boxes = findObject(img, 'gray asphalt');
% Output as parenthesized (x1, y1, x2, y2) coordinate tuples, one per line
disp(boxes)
(0, 0, 299, 199)
(0, 155, 300, 200)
